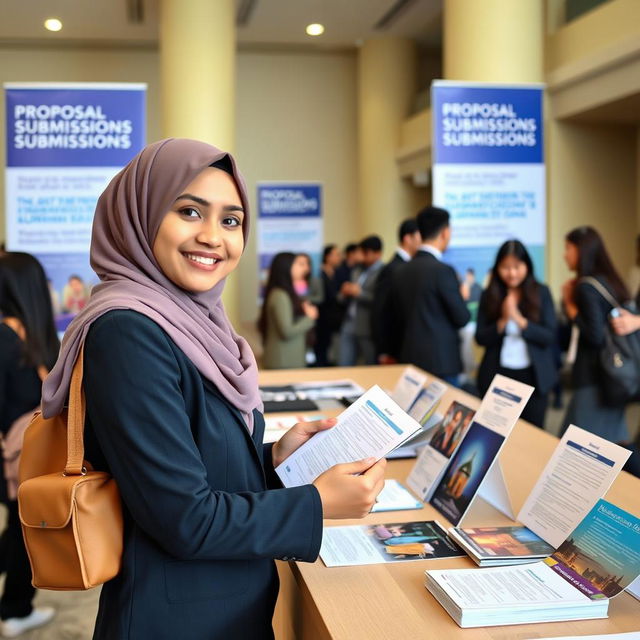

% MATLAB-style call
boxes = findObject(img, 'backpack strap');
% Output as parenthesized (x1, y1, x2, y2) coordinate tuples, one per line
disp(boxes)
(579, 276, 618, 310)
(64, 345, 87, 477)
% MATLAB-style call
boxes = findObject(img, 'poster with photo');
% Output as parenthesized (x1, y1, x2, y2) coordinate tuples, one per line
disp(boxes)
(430, 421, 504, 524)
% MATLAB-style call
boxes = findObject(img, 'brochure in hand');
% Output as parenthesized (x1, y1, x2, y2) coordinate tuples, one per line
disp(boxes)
(275, 385, 422, 487)
(425, 499, 640, 628)
(320, 520, 464, 567)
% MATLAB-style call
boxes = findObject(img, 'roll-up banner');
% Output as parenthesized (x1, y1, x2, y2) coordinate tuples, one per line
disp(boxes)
(4, 82, 146, 331)
(257, 182, 323, 297)
(432, 81, 545, 285)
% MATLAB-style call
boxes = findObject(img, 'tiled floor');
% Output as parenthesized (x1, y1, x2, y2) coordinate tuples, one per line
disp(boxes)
(2, 394, 638, 639)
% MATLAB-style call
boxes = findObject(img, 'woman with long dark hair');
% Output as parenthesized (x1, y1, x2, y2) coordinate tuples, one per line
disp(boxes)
(561, 226, 630, 441)
(475, 240, 557, 428)
(0, 252, 59, 637)
(259, 252, 318, 369)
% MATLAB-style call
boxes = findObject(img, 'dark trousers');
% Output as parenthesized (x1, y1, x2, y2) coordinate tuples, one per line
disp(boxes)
(497, 366, 548, 429)
(313, 324, 335, 367)
(0, 501, 35, 620)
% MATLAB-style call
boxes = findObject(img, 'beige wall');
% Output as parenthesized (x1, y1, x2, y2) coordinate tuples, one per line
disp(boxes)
(547, 120, 637, 296)
(546, 0, 640, 72)
(0, 45, 359, 325)
(235, 49, 358, 323)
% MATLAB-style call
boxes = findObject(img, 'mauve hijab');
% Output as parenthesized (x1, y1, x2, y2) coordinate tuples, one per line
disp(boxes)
(42, 138, 262, 433)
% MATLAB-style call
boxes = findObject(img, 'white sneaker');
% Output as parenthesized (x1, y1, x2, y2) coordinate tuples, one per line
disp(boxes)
(1, 607, 55, 637)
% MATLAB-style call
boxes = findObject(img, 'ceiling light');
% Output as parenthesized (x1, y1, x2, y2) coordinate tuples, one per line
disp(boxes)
(306, 23, 324, 36)
(44, 18, 63, 32)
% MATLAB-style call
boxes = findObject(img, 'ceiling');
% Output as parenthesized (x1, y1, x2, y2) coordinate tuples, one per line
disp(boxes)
(0, 0, 443, 49)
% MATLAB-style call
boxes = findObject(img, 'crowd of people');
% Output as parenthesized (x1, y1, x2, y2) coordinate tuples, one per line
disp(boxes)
(259, 206, 640, 476)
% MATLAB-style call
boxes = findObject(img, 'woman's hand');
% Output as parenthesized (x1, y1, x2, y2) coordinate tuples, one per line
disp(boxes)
(611, 308, 640, 336)
(302, 301, 318, 320)
(562, 279, 578, 320)
(313, 458, 387, 519)
(271, 417, 337, 467)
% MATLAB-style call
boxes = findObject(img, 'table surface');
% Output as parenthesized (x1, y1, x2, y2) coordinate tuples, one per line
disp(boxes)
(262, 365, 640, 640)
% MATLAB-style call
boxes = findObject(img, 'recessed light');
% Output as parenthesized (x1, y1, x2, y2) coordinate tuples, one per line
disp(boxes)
(306, 23, 324, 36)
(44, 18, 63, 32)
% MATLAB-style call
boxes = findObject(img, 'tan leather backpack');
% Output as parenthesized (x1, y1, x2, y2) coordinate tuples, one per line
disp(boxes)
(17, 346, 124, 590)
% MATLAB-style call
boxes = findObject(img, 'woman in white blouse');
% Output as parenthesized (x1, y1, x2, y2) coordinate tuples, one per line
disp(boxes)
(475, 240, 558, 428)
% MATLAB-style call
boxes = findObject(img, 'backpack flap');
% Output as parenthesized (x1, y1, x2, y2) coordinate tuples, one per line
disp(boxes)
(18, 472, 80, 529)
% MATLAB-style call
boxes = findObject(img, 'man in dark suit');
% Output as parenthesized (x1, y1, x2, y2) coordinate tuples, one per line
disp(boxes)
(372, 219, 421, 363)
(392, 206, 470, 385)
(338, 235, 384, 366)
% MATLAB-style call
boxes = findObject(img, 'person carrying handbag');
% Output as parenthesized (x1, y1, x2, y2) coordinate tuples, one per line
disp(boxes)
(0, 253, 58, 638)
(39, 139, 386, 640)
(560, 226, 634, 448)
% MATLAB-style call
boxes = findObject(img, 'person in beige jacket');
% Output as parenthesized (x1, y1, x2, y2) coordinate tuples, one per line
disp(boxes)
(259, 252, 318, 369)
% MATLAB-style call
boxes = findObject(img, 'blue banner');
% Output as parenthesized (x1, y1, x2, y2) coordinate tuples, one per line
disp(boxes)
(4, 82, 146, 331)
(257, 183, 323, 297)
(432, 81, 546, 282)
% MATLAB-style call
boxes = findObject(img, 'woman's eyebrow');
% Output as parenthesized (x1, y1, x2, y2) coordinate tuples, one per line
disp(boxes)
(174, 194, 244, 213)
(175, 193, 209, 207)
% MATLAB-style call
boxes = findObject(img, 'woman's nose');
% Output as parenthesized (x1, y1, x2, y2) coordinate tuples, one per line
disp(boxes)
(196, 219, 221, 247)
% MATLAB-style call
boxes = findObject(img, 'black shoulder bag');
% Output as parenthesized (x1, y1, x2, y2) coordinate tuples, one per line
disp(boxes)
(581, 277, 640, 406)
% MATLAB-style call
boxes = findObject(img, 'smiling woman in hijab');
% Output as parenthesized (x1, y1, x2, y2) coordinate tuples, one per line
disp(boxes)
(41, 139, 385, 640)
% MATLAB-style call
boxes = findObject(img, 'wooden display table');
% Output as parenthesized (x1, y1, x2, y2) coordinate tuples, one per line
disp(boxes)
(264, 365, 640, 639)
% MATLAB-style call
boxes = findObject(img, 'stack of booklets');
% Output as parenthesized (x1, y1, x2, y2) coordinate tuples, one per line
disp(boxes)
(447, 525, 554, 566)
(425, 499, 640, 628)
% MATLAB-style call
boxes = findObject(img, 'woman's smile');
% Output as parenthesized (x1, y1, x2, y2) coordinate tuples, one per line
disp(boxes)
(182, 251, 224, 270)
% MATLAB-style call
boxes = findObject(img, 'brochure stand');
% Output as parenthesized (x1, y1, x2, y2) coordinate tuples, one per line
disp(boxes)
(471, 457, 514, 520)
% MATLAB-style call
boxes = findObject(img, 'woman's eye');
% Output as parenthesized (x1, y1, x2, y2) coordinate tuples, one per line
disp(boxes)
(223, 216, 241, 227)
(179, 207, 201, 219)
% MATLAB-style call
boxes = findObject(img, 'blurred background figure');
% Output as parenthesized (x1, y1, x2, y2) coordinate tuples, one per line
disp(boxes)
(0, 252, 58, 637)
(627, 234, 640, 301)
(314, 245, 343, 367)
(259, 252, 318, 369)
(392, 206, 470, 385)
(293, 252, 323, 305)
(334, 243, 362, 291)
(61, 274, 89, 314)
(475, 240, 557, 429)
(561, 226, 630, 444)
(338, 236, 383, 366)
(373, 218, 421, 364)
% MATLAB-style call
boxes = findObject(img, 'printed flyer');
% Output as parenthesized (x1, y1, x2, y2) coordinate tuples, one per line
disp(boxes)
(429, 374, 533, 525)
(406, 400, 475, 501)
(320, 520, 463, 567)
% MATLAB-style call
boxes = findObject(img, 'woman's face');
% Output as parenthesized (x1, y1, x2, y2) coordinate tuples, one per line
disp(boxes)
(564, 241, 579, 272)
(153, 167, 244, 293)
(291, 255, 309, 281)
(497, 254, 528, 289)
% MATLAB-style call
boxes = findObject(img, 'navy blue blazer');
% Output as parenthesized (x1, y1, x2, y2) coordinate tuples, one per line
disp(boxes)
(391, 251, 471, 377)
(82, 310, 322, 640)
(475, 284, 558, 395)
